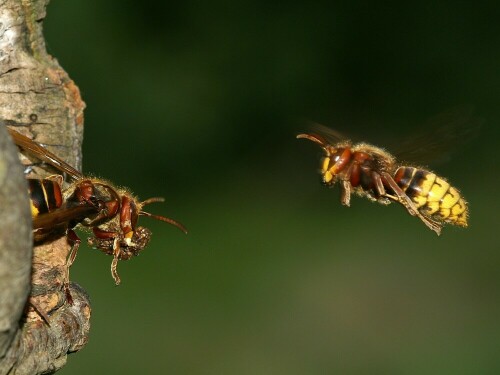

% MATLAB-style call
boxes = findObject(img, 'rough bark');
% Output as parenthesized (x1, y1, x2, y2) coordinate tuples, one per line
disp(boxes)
(0, 121, 32, 365)
(0, 0, 90, 373)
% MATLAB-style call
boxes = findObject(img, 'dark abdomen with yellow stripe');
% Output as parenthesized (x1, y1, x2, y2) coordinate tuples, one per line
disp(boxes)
(394, 167, 468, 227)
(28, 178, 63, 218)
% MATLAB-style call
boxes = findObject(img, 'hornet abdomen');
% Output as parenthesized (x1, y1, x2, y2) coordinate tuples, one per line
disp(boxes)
(394, 166, 468, 227)
(28, 177, 64, 218)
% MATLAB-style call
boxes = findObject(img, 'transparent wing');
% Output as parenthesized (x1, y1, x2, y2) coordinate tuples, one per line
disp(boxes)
(304, 121, 350, 145)
(7, 127, 82, 179)
(391, 108, 482, 165)
(33, 205, 99, 230)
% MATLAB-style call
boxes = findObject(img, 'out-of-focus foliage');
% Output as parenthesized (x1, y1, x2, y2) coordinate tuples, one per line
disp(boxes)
(45, 1, 499, 374)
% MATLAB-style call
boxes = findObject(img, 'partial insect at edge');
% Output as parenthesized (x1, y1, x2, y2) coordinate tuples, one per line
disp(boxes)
(8, 127, 187, 287)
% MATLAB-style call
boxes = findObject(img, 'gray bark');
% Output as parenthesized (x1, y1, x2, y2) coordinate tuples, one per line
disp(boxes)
(0, 0, 90, 373)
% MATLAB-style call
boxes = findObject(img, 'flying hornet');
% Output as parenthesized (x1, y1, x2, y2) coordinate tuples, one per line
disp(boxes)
(297, 120, 474, 235)
(8, 127, 187, 285)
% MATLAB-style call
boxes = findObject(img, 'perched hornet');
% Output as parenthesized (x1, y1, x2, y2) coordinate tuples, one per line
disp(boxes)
(8, 127, 187, 285)
(297, 127, 469, 235)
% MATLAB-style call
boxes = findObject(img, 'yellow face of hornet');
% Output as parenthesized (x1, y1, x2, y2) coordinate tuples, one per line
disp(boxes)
(319, 145, 349, 186)
(320, 153, 334, 185)
(296, 133, 352, 187)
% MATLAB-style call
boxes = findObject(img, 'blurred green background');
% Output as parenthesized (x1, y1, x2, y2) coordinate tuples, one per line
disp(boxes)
(44, 1, 499, 374)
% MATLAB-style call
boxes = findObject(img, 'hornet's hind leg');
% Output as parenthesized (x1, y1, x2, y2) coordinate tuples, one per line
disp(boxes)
(380, 172, 442, 235)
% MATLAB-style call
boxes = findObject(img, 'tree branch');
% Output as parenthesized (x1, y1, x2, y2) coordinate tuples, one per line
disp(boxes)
(0, 122, 32, 365)
(0, 0, 90, 373)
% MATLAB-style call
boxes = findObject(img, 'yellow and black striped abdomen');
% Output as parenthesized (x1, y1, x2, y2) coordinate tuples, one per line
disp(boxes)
(28, 178, 63, 218)
(393, 167, 468, 227)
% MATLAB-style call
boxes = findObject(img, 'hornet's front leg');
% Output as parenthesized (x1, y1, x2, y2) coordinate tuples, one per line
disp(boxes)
(339, 163, 355, 207)
(92, 227, 124, 285)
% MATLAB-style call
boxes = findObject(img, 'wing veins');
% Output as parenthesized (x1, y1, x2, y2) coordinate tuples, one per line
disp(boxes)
(7, 128, 82, 179)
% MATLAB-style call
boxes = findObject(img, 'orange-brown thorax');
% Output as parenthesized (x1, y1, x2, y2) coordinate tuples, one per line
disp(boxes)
(297, 131, 469, 231)
(319, 142, 396, 193)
